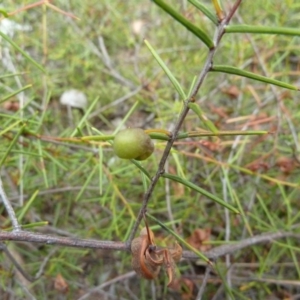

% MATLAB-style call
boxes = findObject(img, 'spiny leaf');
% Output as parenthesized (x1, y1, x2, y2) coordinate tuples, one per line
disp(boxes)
(211, 65, 299, 91)
(145, 40, 186, 100)
(152, 0, 214, 49)
(0, 124, 25, 167)
(17, 190, 39, 222)
(188, 0, 218, 24)
(0, 85, 32, 104)
(148, 130, 268, 141)
(162, 173, 240, 213)
(187, 130, 268, 137)
(0, 31, 46, 73)
(226, 25, 300, 36)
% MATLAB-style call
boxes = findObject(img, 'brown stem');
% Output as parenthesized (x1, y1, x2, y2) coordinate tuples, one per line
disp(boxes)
(225, 0, 243, 24)
(184, 231, 300, 260)
(127, 0, 244, 245)
(1, 230, 297, 261)
(0, 230, 128, 251)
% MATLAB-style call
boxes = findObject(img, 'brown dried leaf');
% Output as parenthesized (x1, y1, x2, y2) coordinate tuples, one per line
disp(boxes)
(246, 161, 269, 172)
(168, 242, 182, 263)
(164, 243, 183, 287)
(163, 253, 177, 287)
(276, 157, 295, 174)
(54, 273, 68, 294)
(3, 101, 20, 111)
(222, 85, 240, 99)
(187, 228, 211, 252)
(208, 104, 229, 119)
(170, 278, 195, 300)
(198, 140, 221, 152)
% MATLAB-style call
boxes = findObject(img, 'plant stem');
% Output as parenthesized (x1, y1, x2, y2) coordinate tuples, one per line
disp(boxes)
(0, 230, 298, 260)
(127, 0, 244, 245)
(0, 177, 21, 231)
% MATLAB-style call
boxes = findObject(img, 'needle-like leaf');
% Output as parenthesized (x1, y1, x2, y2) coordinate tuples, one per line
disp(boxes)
(226, 25, 300, 36)
(211, 65, 299, 91)
(152, 0, 214, 49)
(162, 173, 240, 214)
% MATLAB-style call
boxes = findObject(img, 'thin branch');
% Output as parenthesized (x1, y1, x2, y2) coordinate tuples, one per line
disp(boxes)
(183, 231, 300, 260)
(0, 243, 34, 282)
(0, 230, 298, 261)
(98, 36, 136, 89)
(127, 0, 244, 245)
(0, 176, 21, 231)
(0, 230, 128, 251)
(225, 0, 243, 24)
(196, 263, 212, 300)
(77, 271, 136, 300)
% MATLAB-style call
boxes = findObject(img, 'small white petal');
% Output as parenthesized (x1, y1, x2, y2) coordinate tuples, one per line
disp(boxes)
(131, 20, 145, 35)
(60, 89, 87, 109)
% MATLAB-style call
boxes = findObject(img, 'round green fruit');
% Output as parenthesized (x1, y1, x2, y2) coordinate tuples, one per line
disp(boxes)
(113, 128, 154, 160)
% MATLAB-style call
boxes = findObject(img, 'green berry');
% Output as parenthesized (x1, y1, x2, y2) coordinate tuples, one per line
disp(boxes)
(113, 128, 154, 160)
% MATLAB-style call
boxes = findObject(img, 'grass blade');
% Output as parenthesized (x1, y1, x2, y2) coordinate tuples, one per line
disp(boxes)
(145, 40, 186, 100)
(0, 120, 23, 136)
(152, 0, 214, 49)
(17, 189, 39, 222)
(0, 124, 25, 168)
(5, 221, 48, 231)
(70, 96, 99, 137)
(0, 9, 8, 17)
(162, 173, 240, 213)
(0, 84, 32, 104)
(211, 65, 299, 91)
(188, 0, 218, 24)
(0, 73, 26, 80)
(130, 160, 151, 180)
(113, 101, 139, 135)
(0, 31, 46, 73)
(226, 25, 300, 36)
